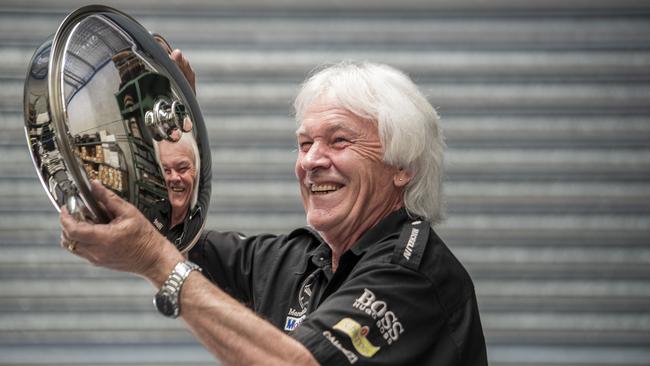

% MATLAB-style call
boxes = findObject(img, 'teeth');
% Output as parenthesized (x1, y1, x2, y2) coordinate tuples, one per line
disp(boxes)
(311, 184, 339, 193)
(171, 186, 185, 192)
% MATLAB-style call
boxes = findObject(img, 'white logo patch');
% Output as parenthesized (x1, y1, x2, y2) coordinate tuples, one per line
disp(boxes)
(322, 330, 359, 364)
(352, 288, 404, 345)
(402, 227, 420, 261)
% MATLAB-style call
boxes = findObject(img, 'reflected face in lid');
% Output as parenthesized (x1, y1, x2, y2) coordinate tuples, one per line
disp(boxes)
(159, 139, 196, 227)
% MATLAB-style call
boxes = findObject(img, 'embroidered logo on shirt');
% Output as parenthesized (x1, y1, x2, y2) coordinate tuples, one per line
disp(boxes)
(284, 315, 305, 331)
(283, 270, 317, 331)
(333, 318, 380, 358)
(402, 227, 420, 261)
(298, 280, 313, 309)
(153, 218, 163, 231)
(392, 219, 429, 271)
(352, 288, 405, 345)
(322, 330, 359, 364)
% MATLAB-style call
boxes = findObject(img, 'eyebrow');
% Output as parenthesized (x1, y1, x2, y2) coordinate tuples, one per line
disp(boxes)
(295, 122, 358, 137)
(163, 158, 193, 169)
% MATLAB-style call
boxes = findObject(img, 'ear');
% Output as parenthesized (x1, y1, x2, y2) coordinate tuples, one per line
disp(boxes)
(393, 168, 414, 188)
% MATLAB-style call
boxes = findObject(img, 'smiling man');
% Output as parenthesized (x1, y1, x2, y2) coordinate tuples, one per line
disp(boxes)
(149, 133, 202, 247)
(60, 61, 487, 365)
(158, 135, 198, 229)
(295, 99, 411, 272)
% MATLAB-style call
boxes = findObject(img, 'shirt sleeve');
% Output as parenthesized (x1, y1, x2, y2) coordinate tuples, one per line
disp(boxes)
(290, 262, 487, 365)
(188, 230, 284, 306)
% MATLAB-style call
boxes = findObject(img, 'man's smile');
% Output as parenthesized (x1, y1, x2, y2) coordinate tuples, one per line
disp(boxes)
(170, 184, 187, 193)
(310, 183, 342, 194)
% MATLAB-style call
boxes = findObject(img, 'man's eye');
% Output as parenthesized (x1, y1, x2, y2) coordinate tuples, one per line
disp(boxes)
(299, 142, 312, 152)
(332, 137, 349, 146)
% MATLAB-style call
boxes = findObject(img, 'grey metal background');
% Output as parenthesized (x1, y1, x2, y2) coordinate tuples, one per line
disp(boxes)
(1, 0, 649, 365)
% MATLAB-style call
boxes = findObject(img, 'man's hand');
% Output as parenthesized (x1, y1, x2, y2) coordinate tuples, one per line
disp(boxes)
(154, 34, 196, 93)
(60, 180, 183, 284)
(169, 49, 196, 94)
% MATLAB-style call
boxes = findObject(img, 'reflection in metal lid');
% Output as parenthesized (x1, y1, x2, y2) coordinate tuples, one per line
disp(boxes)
(23, 5, 211, 252)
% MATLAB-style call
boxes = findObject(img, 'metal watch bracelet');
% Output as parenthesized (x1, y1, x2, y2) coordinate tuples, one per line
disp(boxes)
(153, 260, 201, 318)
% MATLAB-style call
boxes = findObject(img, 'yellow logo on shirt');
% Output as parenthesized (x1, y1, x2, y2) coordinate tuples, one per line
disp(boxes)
(333, 318, 380, 358)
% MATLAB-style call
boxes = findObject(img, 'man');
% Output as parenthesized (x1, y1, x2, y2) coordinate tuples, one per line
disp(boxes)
(60, 60, 487, 365)
(147, 133, 203, 248)
(155, 133, 200, 230)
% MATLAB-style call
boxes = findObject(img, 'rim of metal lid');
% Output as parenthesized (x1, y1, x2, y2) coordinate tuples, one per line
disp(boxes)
(47, 5, 141, 223)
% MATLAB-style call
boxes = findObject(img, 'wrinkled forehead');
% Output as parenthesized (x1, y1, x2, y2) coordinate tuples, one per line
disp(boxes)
(159, 139, 195, 164)
(296, 97, 377, 136)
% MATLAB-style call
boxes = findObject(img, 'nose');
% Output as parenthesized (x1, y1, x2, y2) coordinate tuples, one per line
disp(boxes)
(168, 169, 181, 183)
(300, 141, 331, 171)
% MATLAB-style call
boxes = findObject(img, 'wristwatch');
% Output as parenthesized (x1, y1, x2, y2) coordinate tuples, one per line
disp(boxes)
(153, 260, 201, 318)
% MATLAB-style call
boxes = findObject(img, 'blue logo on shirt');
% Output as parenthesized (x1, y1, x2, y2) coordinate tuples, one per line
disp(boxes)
(284, 315, 306, 331)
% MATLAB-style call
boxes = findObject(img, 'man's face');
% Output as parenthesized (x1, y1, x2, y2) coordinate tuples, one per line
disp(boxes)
(159, 140, 196, 218)
(295, 100, 403, 244)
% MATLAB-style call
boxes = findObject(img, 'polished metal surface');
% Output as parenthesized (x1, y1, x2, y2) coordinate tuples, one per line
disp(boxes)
(23, 5, 210, 252)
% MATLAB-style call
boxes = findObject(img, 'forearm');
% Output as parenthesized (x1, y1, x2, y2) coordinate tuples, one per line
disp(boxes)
(179, 273, 318, 366)
(139, 232, 316, 365)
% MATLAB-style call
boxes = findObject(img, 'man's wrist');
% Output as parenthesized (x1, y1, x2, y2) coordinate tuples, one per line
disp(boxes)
(142, 236, 185, 287)
(153, 260, 202, 318)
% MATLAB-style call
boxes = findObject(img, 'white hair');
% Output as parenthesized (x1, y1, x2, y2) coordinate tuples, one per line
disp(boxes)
(294, 61, 445, 224)
(153, 132, 201, 210)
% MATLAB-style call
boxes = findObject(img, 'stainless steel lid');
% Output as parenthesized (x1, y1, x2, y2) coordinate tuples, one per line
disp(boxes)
(24, 5, 211, 252)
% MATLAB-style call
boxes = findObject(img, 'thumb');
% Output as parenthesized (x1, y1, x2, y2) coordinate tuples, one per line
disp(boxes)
(170, 49, 196, 93)
(90, 180, 130, 219)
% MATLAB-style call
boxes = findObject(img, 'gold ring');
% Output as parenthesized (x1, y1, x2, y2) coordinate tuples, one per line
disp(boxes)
(67, 241, 77, 252)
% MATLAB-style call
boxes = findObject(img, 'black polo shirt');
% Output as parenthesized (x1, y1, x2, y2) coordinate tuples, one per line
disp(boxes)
(189, 209, 487, 365)
(148, 199, 204, 251)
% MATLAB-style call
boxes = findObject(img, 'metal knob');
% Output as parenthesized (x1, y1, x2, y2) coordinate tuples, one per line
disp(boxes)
(144, 97, 188, 142)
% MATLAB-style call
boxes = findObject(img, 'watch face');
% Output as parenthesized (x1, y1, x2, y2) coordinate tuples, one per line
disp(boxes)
(154, 292, 177, 317)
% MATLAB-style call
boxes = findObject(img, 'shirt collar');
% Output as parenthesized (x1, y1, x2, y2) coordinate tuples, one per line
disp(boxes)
(287, 226, 326, 275)
(291, 208, 413, 271)
(350, 208, 411, 256)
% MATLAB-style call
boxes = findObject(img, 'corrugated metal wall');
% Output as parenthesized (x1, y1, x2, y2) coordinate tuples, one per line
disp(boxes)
(1, 1, 649, 365)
